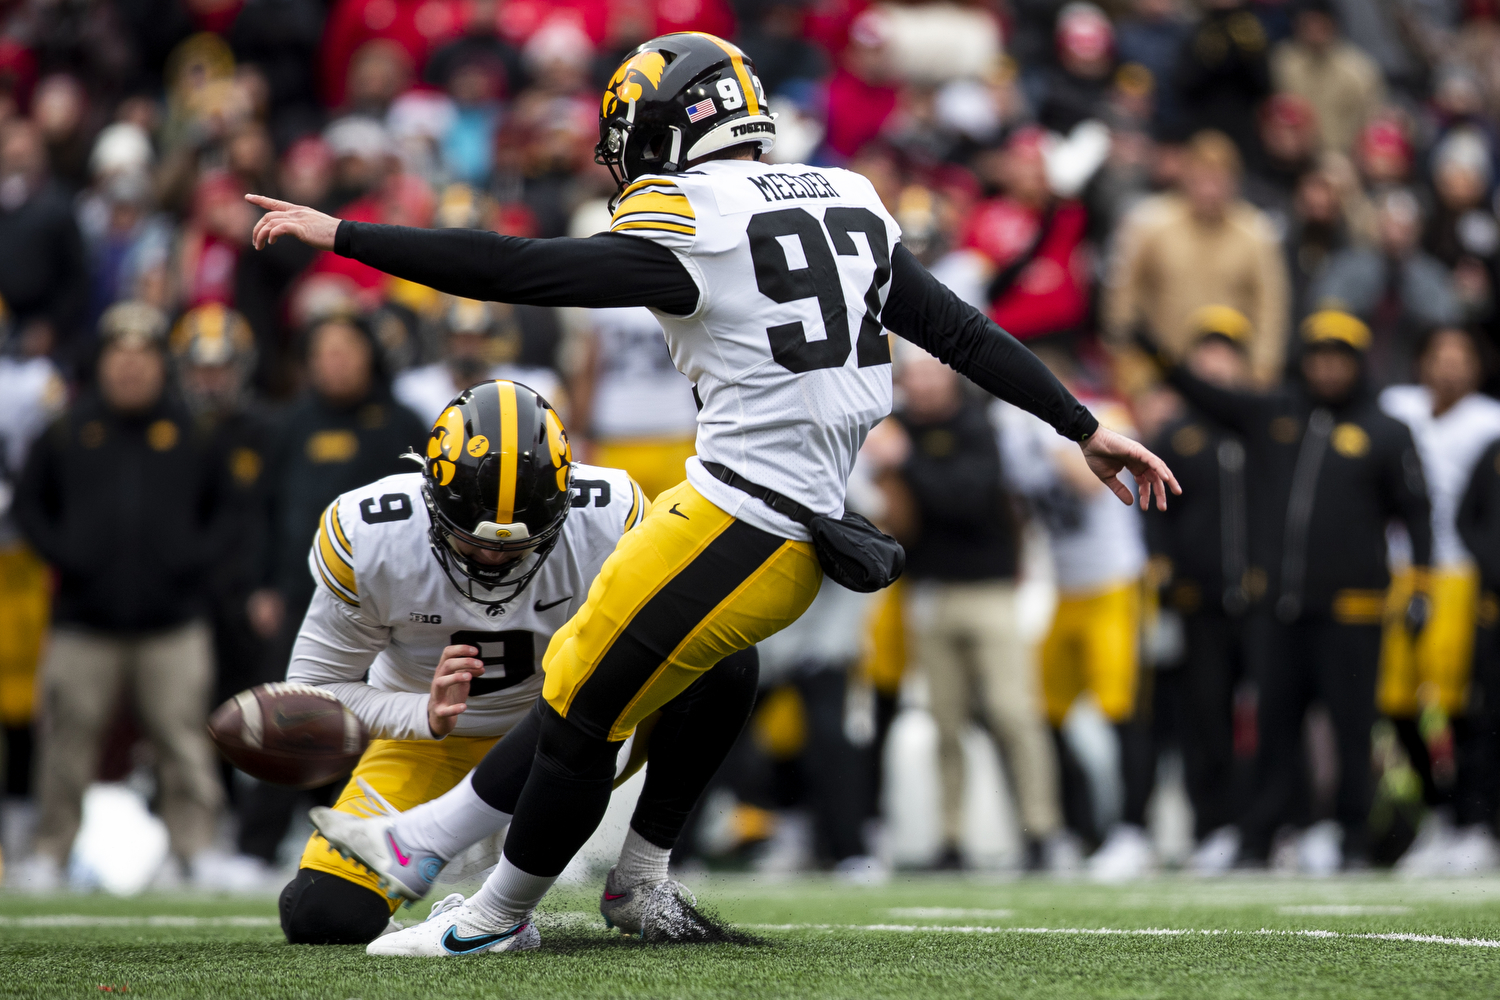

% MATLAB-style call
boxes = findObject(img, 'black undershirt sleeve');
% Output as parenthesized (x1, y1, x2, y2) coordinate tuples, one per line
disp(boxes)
(333, 221, 701, 315)
(880, 243, 1099, 441)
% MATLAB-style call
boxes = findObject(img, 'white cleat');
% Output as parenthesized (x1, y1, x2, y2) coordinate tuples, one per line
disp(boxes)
(1445, 825, 1500, 875)
(1298, 820, 1343, 877)
(367, 893, 539, 957)
(1396, 810, 1455, 877)
(599, 865, 655, 936)
(1189, 826, 1241, 876)
(310, 790, 443, 903)
(1088, 824, 1155, 883)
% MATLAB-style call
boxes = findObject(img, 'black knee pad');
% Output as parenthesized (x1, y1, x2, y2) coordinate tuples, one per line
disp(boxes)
(279, 868, 392, 945)
(534, 703, 621, 781)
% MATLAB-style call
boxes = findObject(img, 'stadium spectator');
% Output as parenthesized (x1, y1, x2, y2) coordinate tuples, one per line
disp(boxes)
(1145, 307, 1264, 872)
(1310, 188, 1462, 387)
(872, 349, 1066, 872)
(237, 312, 425, 866)
(1422, 129, 1499, 334)
(1113, 0, 1191, 133)
(1270, 0, 1384, 154)
(1171, 0, 1272, 161)
(1151, 309, 1432, 872)
(12, 302, 232, 889)
(1379, 327, 1500, 874)
(0, 120, 87, 365)
(1105, 130, 1289, 387)
(959, 127, 1092, 348)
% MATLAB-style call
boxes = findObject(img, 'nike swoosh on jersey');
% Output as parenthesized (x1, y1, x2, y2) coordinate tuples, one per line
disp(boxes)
(668, 504, 689, 519)
(440, 923, 529, 954)
(533, 596, 572, 613)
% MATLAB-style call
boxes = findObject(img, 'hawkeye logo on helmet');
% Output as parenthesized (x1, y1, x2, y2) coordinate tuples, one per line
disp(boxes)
(603, 50, 667, 117)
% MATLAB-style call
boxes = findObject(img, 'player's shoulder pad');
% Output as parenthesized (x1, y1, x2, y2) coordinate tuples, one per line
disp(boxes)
(568, 463, 648, 539)
(311, 472, 426, 608)
(610, 174, 696, 251)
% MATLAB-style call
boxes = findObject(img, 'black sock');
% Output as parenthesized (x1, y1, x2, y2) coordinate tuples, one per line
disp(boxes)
(469, 699, 545, 813)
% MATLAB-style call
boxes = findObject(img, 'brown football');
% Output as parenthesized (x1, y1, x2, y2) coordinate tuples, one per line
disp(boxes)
(208, 683, 368, 790)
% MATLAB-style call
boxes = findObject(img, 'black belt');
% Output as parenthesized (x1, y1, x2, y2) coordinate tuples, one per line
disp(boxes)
(699, 461, 816, 527)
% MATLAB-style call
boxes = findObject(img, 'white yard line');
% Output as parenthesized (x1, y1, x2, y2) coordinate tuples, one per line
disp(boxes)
(747, 923, 1500, 948)
(0, 915, 278, 928)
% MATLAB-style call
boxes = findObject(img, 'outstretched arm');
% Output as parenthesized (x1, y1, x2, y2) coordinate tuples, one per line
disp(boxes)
(246, 195, 701, 314)
(881, 244, 1179, 510)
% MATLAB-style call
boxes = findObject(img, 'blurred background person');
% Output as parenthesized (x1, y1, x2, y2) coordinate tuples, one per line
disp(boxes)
(237, 312, 425, 869)
(1145, 307, 1265, 872)
(169, 303, 277, 885)
(393, 295, 561, 427)
(0, 119, 87, 367)
(870, 347, 1067, 873)
(1270, 0, 1384, 155)
(1106, 130, 1289, 388)
(12, 302, 231, 889)
(1150, 310, 1432, 873)
(569, 305, 698, 503)
(1454, 432, 1500, 872)
(1310, 188, 1462, 388)
(998, 354, 1152, 881)
(1379, 327, 1500, 874)
(0, 296, 65, 866)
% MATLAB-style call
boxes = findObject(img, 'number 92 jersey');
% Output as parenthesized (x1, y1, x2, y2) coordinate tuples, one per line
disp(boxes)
(290, 466, 647, 740)
(609, 159, 900, 541)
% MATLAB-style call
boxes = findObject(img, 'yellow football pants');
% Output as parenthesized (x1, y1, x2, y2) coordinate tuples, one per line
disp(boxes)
(544, 480, 823, 742)
(1379, 564, 1478, 717)
(592, 438, 697, 502)
(0, 544, 49, 726)
(1041, 580, 1142, 726)
(299, 735, 499, 910)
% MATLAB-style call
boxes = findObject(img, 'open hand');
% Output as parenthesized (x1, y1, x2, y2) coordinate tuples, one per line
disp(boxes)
(428, 644, 486, 739)
(1080, 426, 1181, 511)
(246, 194, 339, 251)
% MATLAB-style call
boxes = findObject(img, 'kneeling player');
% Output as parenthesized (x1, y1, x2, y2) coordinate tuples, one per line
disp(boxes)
(279, 379, 757, 945)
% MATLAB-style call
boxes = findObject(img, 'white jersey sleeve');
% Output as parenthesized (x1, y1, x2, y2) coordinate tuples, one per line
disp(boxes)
(616, 160, 901, 541)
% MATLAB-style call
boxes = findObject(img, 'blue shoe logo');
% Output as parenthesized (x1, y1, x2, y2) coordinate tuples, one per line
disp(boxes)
(420, 857, 442, 882)
(440, 923, 527, 954)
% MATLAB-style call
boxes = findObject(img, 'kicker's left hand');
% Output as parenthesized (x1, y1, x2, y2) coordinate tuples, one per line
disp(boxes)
(1080, 426, 1182, 511)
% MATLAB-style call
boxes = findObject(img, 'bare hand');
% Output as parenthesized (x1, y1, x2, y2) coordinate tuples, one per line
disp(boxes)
(246, 588, 285, 639)
(428, 644, 485, 739)
(1080, 425, 1181, 511)
(246, 194, 339, 251)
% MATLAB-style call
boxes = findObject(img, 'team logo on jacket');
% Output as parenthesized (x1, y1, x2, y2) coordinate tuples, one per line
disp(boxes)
(1331, 423, 1370, 458)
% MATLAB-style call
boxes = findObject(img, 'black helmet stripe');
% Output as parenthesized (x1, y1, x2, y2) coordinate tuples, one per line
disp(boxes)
(695, 32, 759, 115)
(495, 379, 520, 524)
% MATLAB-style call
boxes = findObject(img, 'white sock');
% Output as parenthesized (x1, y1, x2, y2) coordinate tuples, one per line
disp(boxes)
(615, 825, 671, 887)
(469, 855, 557, 927)
(391, 772, 511, 860)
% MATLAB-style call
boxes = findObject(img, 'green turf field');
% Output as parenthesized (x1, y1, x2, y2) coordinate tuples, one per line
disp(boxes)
(3, 874, 1500, 999)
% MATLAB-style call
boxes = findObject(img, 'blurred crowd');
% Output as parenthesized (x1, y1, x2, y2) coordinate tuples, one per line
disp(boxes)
(4, 0, 1500, 889)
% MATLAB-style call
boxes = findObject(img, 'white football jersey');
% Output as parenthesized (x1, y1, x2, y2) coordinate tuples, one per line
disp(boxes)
(587, 306, 698, 440)
(995, 398, 1145, 594)
(394, 362, 563, 428)
(1381, 385, 1500, 567)
(610, 158, 900, 540)
(286, 467, 646, 740)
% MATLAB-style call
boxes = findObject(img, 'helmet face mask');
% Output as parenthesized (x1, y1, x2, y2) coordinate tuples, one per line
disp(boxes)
(595, 33, 775, 199)
(419, 380, 574, 609)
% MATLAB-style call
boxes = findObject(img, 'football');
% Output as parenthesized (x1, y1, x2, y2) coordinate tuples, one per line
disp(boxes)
(207, 683, 368, 790)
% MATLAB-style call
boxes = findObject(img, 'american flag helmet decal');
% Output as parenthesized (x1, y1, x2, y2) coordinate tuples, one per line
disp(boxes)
(686, 99, 716, 123)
